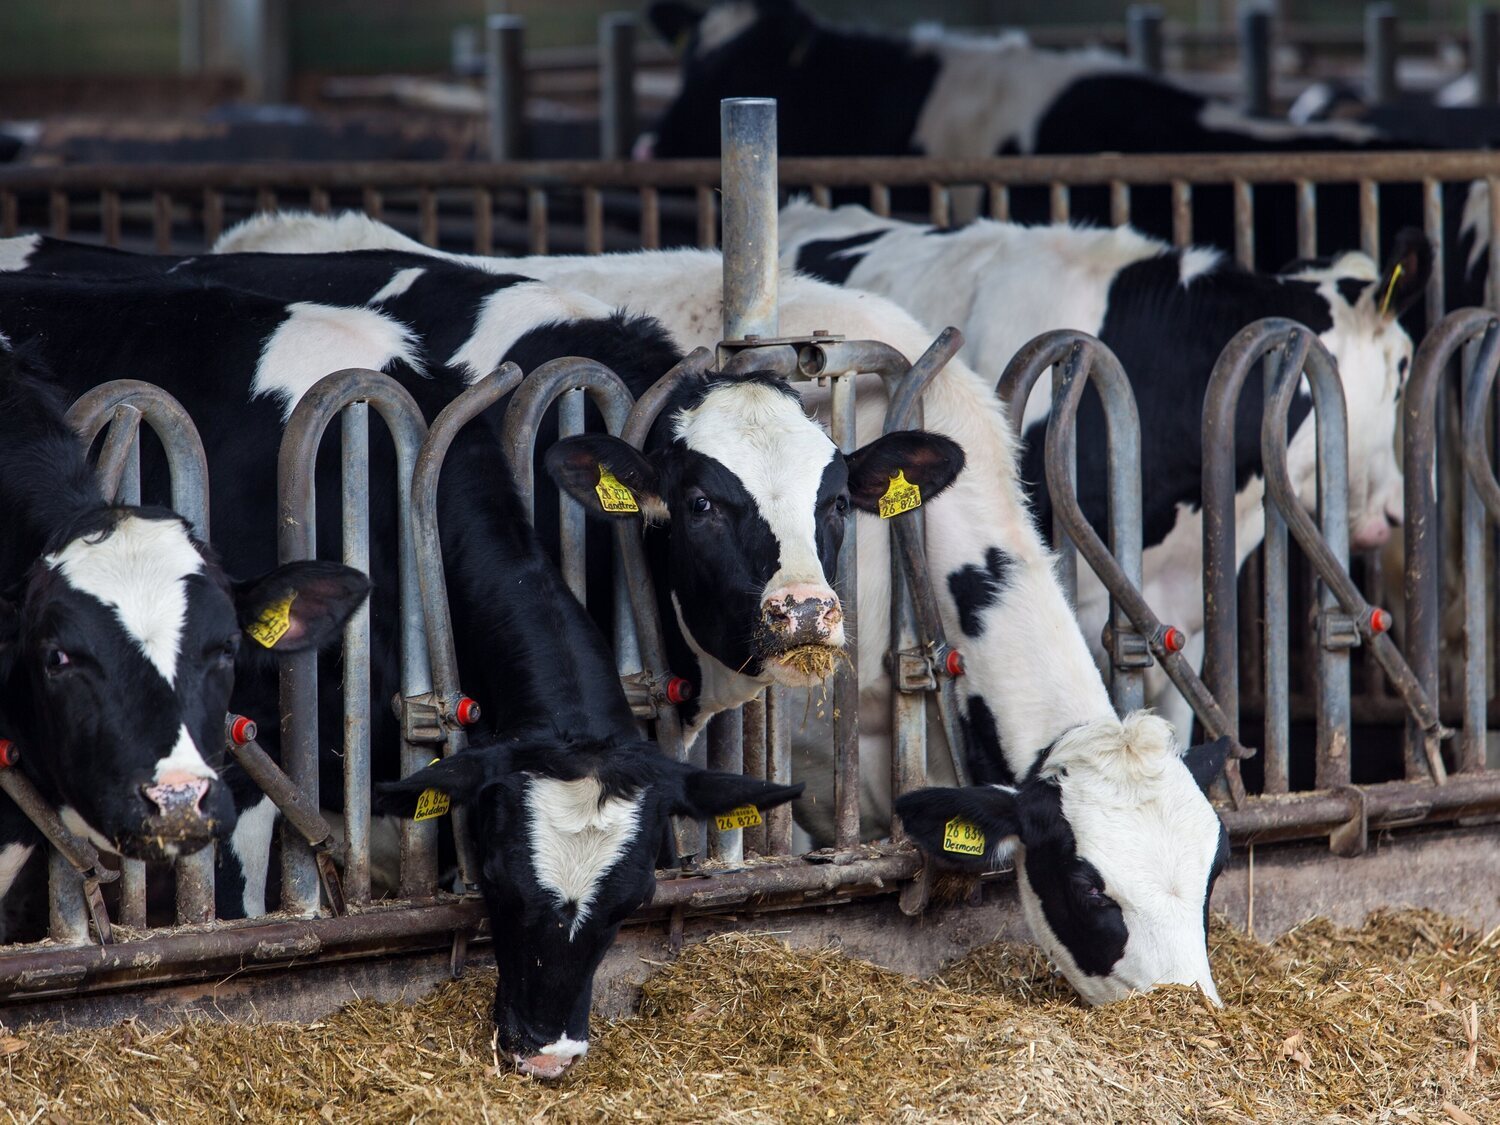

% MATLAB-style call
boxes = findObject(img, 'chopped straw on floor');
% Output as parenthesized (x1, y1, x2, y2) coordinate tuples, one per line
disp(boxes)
(1, 909, 1496, 1123)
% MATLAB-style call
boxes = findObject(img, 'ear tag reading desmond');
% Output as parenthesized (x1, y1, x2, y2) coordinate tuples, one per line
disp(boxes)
(942, 816, 985, 856)
(878, 470, 922, 519)
(596, 466, 639, 514)
(414, 758, 451, 822)
(714, 804, 763, 832)
(246, 592, 297, 649)
(1379, 262, 1404, 316)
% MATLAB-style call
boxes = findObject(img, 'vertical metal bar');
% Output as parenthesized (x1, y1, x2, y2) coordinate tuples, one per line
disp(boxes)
(486, 14, 526, 160)
(1239, 4, 1272, 118)
(870, 183, 891, 218)
(696, 184, 718, 248)
(1172, 180, 1192, 247)
(1359, 179, 1380, 261)
(528, 187, 549, 254)
(583, 187, 604, 254)
(48, 848, 88, 944)
(1110, 180, 1130, 228)
(309, 187, 331, 215)
(1489, 178, 1500, 313)
(2, 191, 17, 236)
(1425, 179, 1446, 332)
(256, 187, 277, 214)
(640, 186, 661, 249)
(1053, 352, 1079, 605)
(1462, 427, 1487, 771)
(990, 182, 1010, 222)
(765, 685, 793, 854)
(706, 711, 744, 862)
(1233, 179, 1254, 268)
(1263, 355, 1290, 792)
(741, 694, 768, 855)
(929, 183, 951, 228)
(1050, 182, 1070, 224)
(101, 190, 122, 248)
(119, 861, 147, 929)
(889, 521, 926, 844)
(1296, 180, 1316, 260)
(598, 12, 638, 160)
(50, 190, 69, 238)
(1473, 3, 1500, 107)
(419, 188, 438, 248)
(153, 191, 173, 253)
(362, 187, 384, 221)
(473, 188, 494, 254)
(831, 371, 860, 850)
(1366, 3, 1398, 106)
(203, 188, 224, 248)
(720, 98, 779, 340)
(1127, 4, 1165, 74)
(811, 185, 832, 208)
(559, 389, 588, 602)
(179, 0, 207, 73)
(342, 403, 372, 905)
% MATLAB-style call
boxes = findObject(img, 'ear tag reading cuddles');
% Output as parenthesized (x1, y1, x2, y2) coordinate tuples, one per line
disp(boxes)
(1379, 262, 1404, 316)
(246, 592, 297, 649)
(595, 466, 639, 514)
(942, 816, 985, 856)
(714, 804, 763, 832)
(414, 758, 451, 822)
(878, 470, 922, 520)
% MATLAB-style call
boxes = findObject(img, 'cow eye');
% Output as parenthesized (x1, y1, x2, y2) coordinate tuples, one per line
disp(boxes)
(43, 648, 72, 674)
(209, 637, 239, 665)
(691, 495, 713, 515)
(834, 495, 849, 514)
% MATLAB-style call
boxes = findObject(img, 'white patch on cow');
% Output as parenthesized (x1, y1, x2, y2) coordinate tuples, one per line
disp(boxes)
(1178, 246, 1222, 285)
(153, 723, 217, 783)
(215, 210, 433, 256)
(534, 1035, 589, 1061)
(1196, 100, 1380, 144)
(369, 266, 425, 304)
(253, 301, 423, 419)
(59, 806, 114, 853)
(445, 282, 614, 383)
(1019, 713, 1223, 1006)
(0, 233, 39, 272)
(526, 776, 642, 940)
(695, 1, 757, 55)
(0, 842, 34, 900)
(673, 380, 839, 595)
(229, 795, 278, 917)
(45, 515, 205, 687)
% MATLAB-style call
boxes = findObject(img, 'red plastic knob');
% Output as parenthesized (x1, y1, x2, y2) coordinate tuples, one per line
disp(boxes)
(944, 649, 966, 677)
(0, 740, 17, 769)
(1161, 626, 1186, 654)
(666, 676, 695, 705)
(455, 697, 481, 726)
(1368, 607, 1392, 635)
(229, 716, 257, 745)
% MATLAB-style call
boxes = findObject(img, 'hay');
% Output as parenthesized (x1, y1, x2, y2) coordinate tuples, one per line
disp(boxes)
(775, 643, 839, 681)
(1, 909, 1496, 1123)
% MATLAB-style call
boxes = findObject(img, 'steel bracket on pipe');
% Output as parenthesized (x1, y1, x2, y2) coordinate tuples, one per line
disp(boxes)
(398, 693, 447, 745)
(892, 648, 938, 693)
(1318, 611, 1363, 652)
(1102, 622, 1154, 670)
(1329, 785, 1368, 857)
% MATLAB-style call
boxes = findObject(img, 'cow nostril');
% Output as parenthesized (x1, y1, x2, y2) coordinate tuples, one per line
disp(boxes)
(142, 777, 211, 819)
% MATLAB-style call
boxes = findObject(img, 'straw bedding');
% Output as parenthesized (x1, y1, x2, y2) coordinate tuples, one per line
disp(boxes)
(1, 908, 1495, 1123)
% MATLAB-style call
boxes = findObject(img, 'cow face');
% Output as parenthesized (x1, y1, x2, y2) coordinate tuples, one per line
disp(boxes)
(0, 510, 368, 861)
(547, 374, 964, 703)
(896, 716, 1231, 1006)
(375, 738, 803, 1080)
(1281, 229, 1430, 552)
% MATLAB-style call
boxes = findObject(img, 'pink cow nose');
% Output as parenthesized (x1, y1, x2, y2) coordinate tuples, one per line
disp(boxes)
(760, 583, 843, 646)
(143, 775, 210, 819)
(1351, 515, 1394, 551)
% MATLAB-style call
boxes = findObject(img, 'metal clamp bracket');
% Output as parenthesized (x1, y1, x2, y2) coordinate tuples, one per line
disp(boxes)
(397, 692, 447, 745)
(1329, 785, 1368, 857)
(1318, 610, 1363, 652)
(891, 647, 937, 694)
(1102, 622, 1154, 671)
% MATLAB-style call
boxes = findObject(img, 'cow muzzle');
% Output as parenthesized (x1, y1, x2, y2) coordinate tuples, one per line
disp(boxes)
(133, 775, 216, 858)
(758, 583, 845, 684)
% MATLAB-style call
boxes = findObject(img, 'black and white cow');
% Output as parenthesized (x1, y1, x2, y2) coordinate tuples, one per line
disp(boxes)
(780, 201, 1429, 739)
(0, 345, 369, 940)
(213, 210, 1236, 1005)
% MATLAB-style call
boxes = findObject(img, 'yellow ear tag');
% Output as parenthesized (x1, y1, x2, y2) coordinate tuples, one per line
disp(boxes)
(1379, 261, 1404, 317)
(714, 804, 763, 832)
(595, 466, 639, 514)
(878, 470, 922, 519)
(246, 592, 297, 649)
(942, 816, 985, 856)
(414, 758, 451, 822)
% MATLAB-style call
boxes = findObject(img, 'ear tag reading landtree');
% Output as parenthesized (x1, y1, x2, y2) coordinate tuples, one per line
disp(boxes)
(595, 466, 639, 513)
(878, 470, 922, 519)
(714, 804, 763, 832)
(414, 758, 451, 822)
(246, 592, 297, 649)
(942, 816, 985, 856)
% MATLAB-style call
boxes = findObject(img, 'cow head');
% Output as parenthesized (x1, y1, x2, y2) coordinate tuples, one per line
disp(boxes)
(546, 373, 963, 718)
(1, 512, 368, 861)
(1280, 228, 1430, 553)
(375, 736, 802, 1079)
(896, 715, 1230, 1006)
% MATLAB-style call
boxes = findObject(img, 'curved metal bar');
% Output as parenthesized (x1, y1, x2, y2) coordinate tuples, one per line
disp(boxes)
(1460, 325, 1500, 524)
(279, 369, 432, 913)
(1458, 322, 1500, 773)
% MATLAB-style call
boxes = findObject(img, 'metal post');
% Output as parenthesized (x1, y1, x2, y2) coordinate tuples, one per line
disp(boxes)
(720, 98, 779, 340)
(180, 0, 208, 74)
(342, 404, 372, 905)
(1365, 3, 1399, 105)
(1239, 4, 1273, 118)
(1472, 4, 1500, 106)
(1127, 5, 1165, 75)
(451, 25, 481, 76)
(599, 13, 639, 160)
(486, 15, 526, 161)
(232, 0, 289, 103)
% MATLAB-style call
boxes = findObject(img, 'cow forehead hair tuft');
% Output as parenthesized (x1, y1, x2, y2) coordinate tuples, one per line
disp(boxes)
(1039, 712, 1180, 788)
(671, 370, 803, 414)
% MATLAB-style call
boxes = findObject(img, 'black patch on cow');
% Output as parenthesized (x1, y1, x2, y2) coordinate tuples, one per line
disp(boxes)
(1203, 821, 1229, 936)
(1336, 277, 1371, 305)
(959, 694, 1013, 787)
(793, 230, 887, 285)
(946, 547, 1012, 638)
(923, 222, 975, 237)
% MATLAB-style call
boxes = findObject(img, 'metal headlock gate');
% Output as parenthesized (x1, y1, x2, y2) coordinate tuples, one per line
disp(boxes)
(4, 125, 1500, 1014)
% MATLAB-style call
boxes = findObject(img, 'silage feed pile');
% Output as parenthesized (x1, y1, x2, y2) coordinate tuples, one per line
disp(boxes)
(1, 910, 1495, 1124)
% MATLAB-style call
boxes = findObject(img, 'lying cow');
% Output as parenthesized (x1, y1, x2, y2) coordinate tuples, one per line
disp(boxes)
(212, 210, 1235, 1005)
(779, 200, 1429, 739)
(0, 346, 368, 941)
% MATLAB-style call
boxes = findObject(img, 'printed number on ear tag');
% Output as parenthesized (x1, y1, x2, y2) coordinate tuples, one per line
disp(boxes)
(246, 592, 297, 649)
(414, 758, 451, 822)
(942, 816, 985, 856)
(714, 804, 763, 832)
(878, 470, 922, 519)
(595, 466, 639, 514)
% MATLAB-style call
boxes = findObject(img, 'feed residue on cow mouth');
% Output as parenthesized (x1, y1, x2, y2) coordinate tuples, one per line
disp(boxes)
(0, 909, 1494, 1123)
(775, 643, 841, 681)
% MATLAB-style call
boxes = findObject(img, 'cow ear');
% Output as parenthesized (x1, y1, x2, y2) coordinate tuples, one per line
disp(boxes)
(894, 785, 1021, 869)
(648, 1, 705, 51)
(1181, 736, 1232, 795)
(373, 749, 505, 818)
(233, 560, 371, 654)
(1373, 228, 1432, 320)
(669, 767, 805, 820)
(545, 435, 666, 522)
(846, 431, 966, 515)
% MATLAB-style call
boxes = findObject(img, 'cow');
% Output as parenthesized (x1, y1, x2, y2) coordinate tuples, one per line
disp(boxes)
(779, 200, 1429, 740)
(210, 209, 1236, 1006)
(0, 345, 370, 941)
